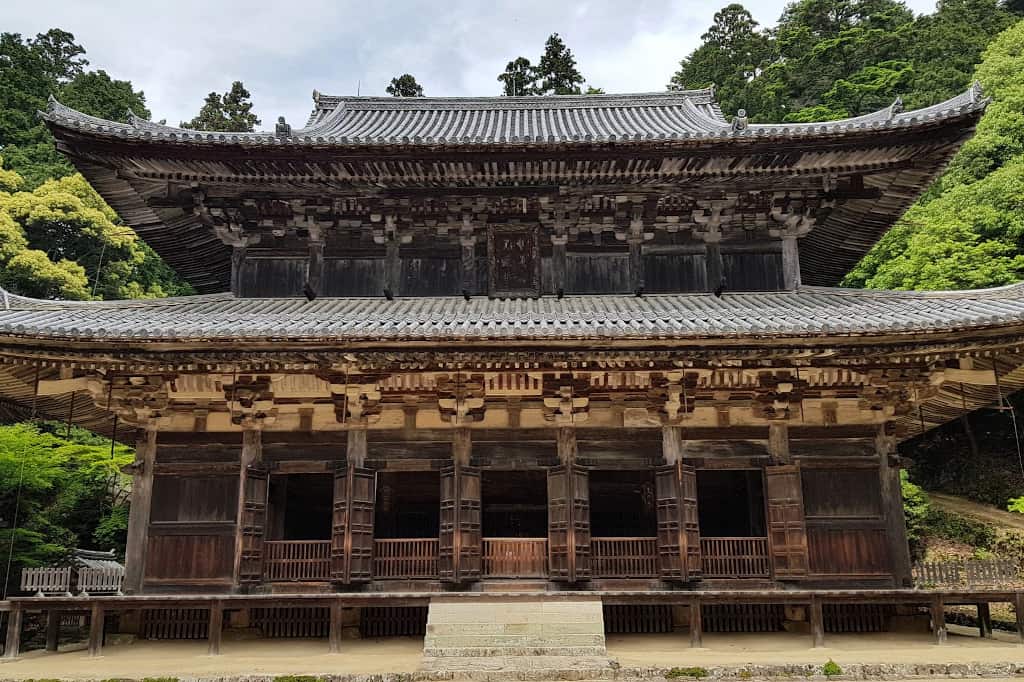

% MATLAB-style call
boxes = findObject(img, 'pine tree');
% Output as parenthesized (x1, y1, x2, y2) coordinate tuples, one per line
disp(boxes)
(497, 57, 538, 96)
(535, 33, 585, 95)
(181, 81, 260, 132)
(386, 74, 425, 97)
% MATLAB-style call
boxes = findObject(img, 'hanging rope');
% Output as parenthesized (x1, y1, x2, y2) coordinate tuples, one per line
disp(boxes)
(992, 360, 1024, 480)
(3, 364, 40, 598)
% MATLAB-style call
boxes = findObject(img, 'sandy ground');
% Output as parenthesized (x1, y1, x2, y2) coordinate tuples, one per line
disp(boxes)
(0, 625, 1020, 679)
(928, 492, 1024, 532)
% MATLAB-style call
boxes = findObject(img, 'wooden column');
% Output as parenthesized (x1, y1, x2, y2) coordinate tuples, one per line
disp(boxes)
(878, 425, 913, 586)
(689, 599, 703, 648)
(329, 601, 344, 653)
(810, 598, 825, 648)
(628, 237, 644, 293)
(124, 427, 158, 594)
(207, 601, 223, 655)
(233, 425, 263, 586)
(781, 236, 802, 290)
(347, 428, 368, 468)
(662, 426, 682, 465)
(45, 610, 60, 652)
(306, 239, 324, 295)
(385, 240, 400, 294)
(230, 246, 247, 295)
(460, 234, 477, 294)
(557, 426, 577, 465)
(768, 423, 791, 464)
(88, 603, 104, 657)
(453, 427, 472, 467)
(931, 597, 947, 645)
(551, 233, 567, 293)
(1015, 592, 1023, 645)
(3, 603, 22, 659)
(704, 242, 723, 292)
(977, 603, 993, 638)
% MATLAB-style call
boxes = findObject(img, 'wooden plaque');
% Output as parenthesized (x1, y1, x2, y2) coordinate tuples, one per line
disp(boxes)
(488, 226, 539, 298)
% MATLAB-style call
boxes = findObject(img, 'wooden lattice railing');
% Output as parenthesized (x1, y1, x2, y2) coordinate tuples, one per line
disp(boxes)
(77, 566, 124, 594)
(263, 540, 331, 581)
(700, 536, 771, 578)
(592, 537, 659, 577)
(482, 538, 548, 577)
(913, 559, 1020, 588)
(21, 567, 72, 595)
(373, 539, 439, 579)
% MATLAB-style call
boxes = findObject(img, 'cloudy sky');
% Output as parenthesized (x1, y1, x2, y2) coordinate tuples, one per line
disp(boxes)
(3, 0, 938, 130)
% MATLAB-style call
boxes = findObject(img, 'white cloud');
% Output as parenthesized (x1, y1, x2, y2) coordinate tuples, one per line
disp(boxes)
(2, 0, 939, 128)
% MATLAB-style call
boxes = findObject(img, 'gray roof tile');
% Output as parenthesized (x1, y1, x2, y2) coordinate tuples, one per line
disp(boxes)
(1, 284, 1023, 343)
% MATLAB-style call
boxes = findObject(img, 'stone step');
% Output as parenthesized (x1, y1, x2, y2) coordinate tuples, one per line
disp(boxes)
(420, 654, 616, 674)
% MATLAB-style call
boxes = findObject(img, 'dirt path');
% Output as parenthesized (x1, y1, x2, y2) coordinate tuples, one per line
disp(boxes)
(928, 492, 1024, 531)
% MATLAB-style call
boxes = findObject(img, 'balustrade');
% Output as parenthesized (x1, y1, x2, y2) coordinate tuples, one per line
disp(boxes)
(700, 536, 771, 578)
(592, 537, 659, 577)
(263, 540, 331, 581)
(373, 539, 439, 579)
(482, 538, 548, 577)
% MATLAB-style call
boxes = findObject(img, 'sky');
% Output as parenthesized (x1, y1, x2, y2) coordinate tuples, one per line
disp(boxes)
(2, 0, 940, 130)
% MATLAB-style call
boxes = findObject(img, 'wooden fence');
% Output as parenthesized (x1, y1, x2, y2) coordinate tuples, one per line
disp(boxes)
(263, 541, 331, 581)
(20, 567, 71, 596)
(373, 539, 439, 579)
(913, 559, 1020, 588)
(77, 567, 124, 594)
(482, 538, 548, 577)
(592, 537, 659, 577)
(700, 537, 771, 578)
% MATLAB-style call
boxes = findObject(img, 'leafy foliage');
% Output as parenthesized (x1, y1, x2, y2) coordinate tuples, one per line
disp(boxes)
(1008, 496, 1024, 514)
(821, 660, 843, 677)
(181, 81, 260, 132)
(0, 422, 133, 595)
(901, 471, 931, 560)
(497, 33, 586, 96)
(386, 74, 425, 97)
(498, 57, 539, 96)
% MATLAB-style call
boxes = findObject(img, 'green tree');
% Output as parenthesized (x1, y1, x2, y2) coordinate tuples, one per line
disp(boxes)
(60, 69, 151, 122)
(845, 20, 1024, 289)
(901, 471, 931, 560)
(181, 81, 260, 132)
(535, 33, 585, 95)
(386, 74, 425, 97)
(668, 4, 774, 119)
(498, 57, 539, 96)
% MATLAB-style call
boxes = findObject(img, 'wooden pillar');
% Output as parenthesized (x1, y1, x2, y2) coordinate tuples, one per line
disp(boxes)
(460, 233, 477, 294)
(230, 245, 247, 295)
(347, 428, 368, 468)
(878, 425, 913, 586)
(1015, 592, 1023, 645)
(88, 603, 104, 657)
(662, 426, 682, 465)
(124, 427, 158, 594)
(551, 233, 567, 293)
(810, 598, 825, 648)
(233, 425, 262, 586)
(3, 603, 22, 659)
(557, 426, 577, 465)
(45, 610, 60, 652)
(977, 602, 992, 638)
(768, 423, 791, 464)
(704, 242, 723, 292)
(931, 597, 947, 645)
(453, 427, 472, 467)
(307, 239, 324, 295)
(207, 601, 223, 655)
(385, 240, 400, 295)
(329, 601, 344, 653)
(628, 237, 644, 292)
(688, 599, 703, 648)
(781, 236, 801, 291)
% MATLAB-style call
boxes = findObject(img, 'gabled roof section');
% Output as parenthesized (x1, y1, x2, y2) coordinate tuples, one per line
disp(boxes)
(41, 85, 988, 147)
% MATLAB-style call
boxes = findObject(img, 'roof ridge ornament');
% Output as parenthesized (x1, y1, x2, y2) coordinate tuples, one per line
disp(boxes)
(732, 109, 749, 132)
(275, 116, 292, 138)
(887, 96, 904, 120)
(969, 80, 984, 103)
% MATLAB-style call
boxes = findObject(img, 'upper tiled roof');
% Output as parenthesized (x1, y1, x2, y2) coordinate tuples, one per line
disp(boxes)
(2, 283, 1023, 344)
(41, 85, 988, 148)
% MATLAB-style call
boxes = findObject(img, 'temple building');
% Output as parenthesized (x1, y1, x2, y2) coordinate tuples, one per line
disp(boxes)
(2, 85, 1023, 653)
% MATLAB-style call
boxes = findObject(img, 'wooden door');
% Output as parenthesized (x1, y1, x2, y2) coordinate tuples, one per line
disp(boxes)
(331, 463, 377, 584)
(238, 465, 268, 584)
(439, 465, 481, 583)
(765, 464, 809, 579)
(548, 464, 591, 582)
(655, 462, 701, 581)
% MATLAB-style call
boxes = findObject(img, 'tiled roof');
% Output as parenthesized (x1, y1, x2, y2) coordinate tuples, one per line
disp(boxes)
(40, 85, 988, 148)
(2, 284, 1023, 343)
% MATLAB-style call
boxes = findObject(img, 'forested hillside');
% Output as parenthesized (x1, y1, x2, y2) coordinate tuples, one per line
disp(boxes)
(1, 1, 1023, 586)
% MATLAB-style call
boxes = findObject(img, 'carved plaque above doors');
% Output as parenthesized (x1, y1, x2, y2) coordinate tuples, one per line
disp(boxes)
(488, 226, 540, 298)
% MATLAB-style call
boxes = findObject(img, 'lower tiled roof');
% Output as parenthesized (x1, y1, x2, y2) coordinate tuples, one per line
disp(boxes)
(2, 285, 1024, 344)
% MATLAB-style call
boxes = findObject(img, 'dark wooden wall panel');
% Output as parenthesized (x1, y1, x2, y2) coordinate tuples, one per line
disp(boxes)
(723, 252, 784, 291)
(808, 527, 890, 575)
(145, 534, 234, 581)
(156, 442, 241, 463)
(644, 254, 707, 292)
(791, 439, 875, 458)
(151, 475, 238, 522)
(401, 257, 461, 295)
(262, 443, 345, 462)
(240, 257, 306, 297)
(802, 469, 882, 518)
(322, 258, 385, 296)
(566, 253, 630, 293)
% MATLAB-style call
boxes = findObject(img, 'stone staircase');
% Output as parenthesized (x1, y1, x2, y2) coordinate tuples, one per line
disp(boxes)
(421, 596, 614, 672)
